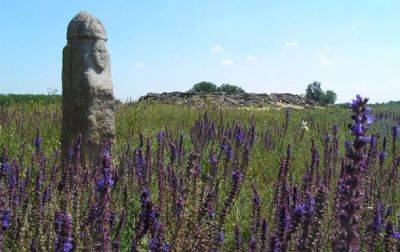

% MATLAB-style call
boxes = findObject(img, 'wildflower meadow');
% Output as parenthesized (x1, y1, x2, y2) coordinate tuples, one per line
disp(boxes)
(0, 96, 399, 251)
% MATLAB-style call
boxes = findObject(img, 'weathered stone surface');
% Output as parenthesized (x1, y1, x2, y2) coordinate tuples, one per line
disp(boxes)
(138, 91, 320, 108)
(61, 11, 115, 164)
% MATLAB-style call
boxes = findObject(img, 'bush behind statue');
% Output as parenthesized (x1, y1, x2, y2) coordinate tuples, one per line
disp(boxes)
(218, 83, 245, 94)
(305, 81, 337, 105)
(190, 81, 245, 94)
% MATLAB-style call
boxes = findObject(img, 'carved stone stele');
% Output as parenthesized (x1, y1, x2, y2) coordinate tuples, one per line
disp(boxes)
(61, 11, 115, 165)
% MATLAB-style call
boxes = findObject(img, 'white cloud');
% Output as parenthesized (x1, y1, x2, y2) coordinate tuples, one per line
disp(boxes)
(135, 62, 144, 68)
(246, 56, 258, 63)
(221, 59, 234, 66)
(284, 41, 299, 48)
(211, 45, 223, 52)
(319, 53, 335, 67)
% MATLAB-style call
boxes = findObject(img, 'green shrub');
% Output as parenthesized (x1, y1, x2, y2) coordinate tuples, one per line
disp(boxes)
(305, 82, 337, 105)
(217, 83, 245, 94)
(323, 90, 337, 105)
(189, 81, 218, 93)
(189, 82, 245, 94)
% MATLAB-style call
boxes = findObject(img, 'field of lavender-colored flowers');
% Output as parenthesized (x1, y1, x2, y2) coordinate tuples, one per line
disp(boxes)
(0, 96, 399, 251)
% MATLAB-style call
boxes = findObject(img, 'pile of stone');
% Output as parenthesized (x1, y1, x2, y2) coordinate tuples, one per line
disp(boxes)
(138, 91, 320, 108)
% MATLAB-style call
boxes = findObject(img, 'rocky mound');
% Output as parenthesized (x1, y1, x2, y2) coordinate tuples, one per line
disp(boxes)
(138, 92, 321, 108)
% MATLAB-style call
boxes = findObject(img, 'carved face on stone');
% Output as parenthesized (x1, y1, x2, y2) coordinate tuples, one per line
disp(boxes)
(92, 40, 109, 72)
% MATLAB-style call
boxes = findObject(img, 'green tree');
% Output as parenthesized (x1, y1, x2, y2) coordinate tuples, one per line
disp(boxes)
(305, 81, 337, 105)
(305, 81, 324, 102)
(190, 81, 218, 93)
(323, 90, 337, 105)
(217, 83, 245, 94)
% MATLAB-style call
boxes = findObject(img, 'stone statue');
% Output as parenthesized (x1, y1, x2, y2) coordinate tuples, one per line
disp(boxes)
(61, 11, 115, 165)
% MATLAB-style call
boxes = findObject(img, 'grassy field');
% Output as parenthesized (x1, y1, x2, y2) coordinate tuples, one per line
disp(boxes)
(0, 96, 399, 251)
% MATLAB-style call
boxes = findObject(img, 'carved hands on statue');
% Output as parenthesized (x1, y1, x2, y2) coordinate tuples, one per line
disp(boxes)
(92, 40, 109, 72)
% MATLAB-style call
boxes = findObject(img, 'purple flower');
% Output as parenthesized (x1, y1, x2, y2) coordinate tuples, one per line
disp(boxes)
(174, 197, 184, 217)
(393, 233, 400, 239)
(234, 224, 242, 249)
(206, 200, 215, 218)
(148, 206, 168, 252)
(235, 130, 244, 144)
(141, 189, 151, 205)
(149, 208, 158, 220)
(54, 211, 63, 232)
(208, 151, 218, 177)
(0, 157, 10, 175)
(34, 130, 42, 150)
(62, 213, 73, 251)
(218, 231, 225, 243)
(333, 124, 339, 134)
(232, 170, 243, 186)
(96, 176, 114, 193)
(393, 126, 399, 139)
(8, 169, 17, 189)
(248, 236, 256, 251)
(132, 188, 158, 250)
(1, 210, 11, 231)
(96, 148, 114, 193)
(351, 123, 364, 136)
(260, 219, 268, 250)
(323, 133, 331, 142)
(161, 243, 170, 252)
(253, 192, 261, 206)
(149, 237, 158, 250)
(62, 238, 74, 252)
(364, 107, 374, 124)
(384, 221, 394, 250)
(369, 203, 384, 234)
(156, 131, 165, 144)
(67, 146, 73, 160)
(335, 95, 371, 251)
(224, 144, 233, 160)
(169, 142, 177, 164)
(42, 186, 51, 203)
(295, 203, 307, 217)
(54, 211, 74, 252)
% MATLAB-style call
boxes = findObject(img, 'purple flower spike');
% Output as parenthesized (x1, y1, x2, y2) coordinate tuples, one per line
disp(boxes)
(34, 130, 42, 151)
(393, 233, 400, 239)
(393, 126, 399, 139)
(156, 131, 165, 144)
(1, 210, 11, 231)
(232, 170, 243, 186)
(335, 95, 372, 251)
(63, 238, 74, 252)
(54, 211, 74, 252)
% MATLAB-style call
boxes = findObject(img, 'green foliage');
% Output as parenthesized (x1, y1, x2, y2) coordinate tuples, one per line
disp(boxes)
(305, 81, 337, 105)
(190, 82, 246, 94)
(190, 81, 218, 93)
(217, 83, 245, 94)
(305, 81, 324, 102)
(323, 90, 337, 105)
(0, 94, 61, 107)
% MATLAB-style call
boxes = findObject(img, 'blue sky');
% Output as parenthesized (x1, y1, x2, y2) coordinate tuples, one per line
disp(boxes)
(1, 1, 399, 103)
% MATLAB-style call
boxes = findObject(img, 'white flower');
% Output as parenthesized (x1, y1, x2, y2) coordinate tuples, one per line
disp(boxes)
(301, 120, 309, 131)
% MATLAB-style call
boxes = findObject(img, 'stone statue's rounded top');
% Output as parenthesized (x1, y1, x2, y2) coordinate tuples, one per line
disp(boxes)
(67, 11, 107, 41)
